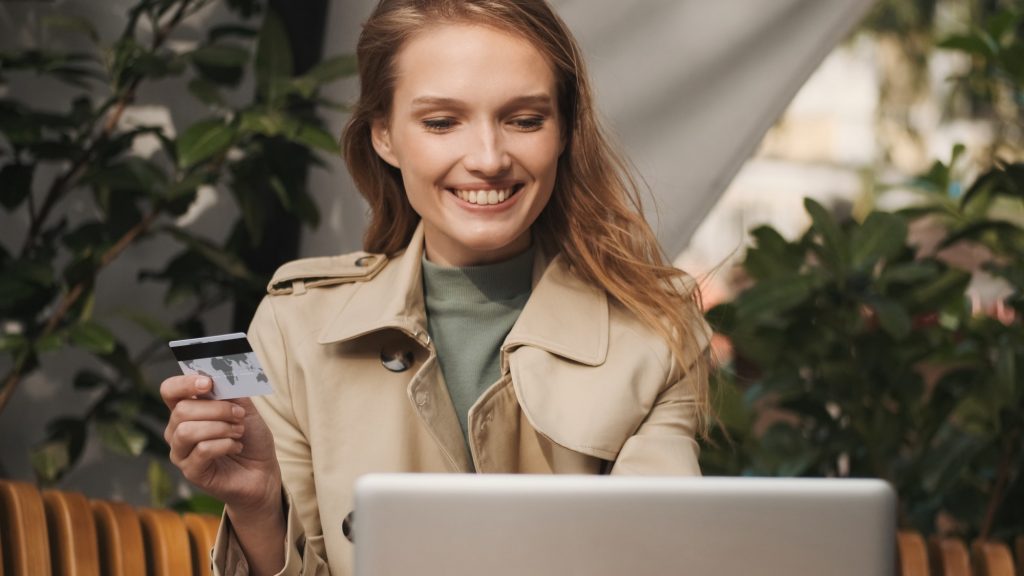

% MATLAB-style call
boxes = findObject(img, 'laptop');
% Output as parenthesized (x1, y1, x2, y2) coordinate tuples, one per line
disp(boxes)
(353, 474, 895, 576)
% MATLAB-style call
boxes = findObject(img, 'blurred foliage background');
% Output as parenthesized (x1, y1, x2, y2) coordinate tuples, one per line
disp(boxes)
(0, 0, 353, 511)
(703, 0, 1023, 541)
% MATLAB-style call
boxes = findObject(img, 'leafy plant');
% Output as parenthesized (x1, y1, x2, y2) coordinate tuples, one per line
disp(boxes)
(704, 5, 1023, 540)
(0, 0, 355, 501)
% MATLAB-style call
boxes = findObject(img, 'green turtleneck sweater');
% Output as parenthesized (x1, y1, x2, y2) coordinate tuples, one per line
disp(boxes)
(421, 247, 534, 451)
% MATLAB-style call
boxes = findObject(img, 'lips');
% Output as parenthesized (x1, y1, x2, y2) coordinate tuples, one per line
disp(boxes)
(448, 184, 524, 206)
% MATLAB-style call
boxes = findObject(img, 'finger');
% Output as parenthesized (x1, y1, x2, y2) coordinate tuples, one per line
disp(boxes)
(228, 397, 260, 418)
(177, 438, 243, 481)
(169, 420, 245, 463)
(160, 374, 213, 410)
(165, 399, 245, 445)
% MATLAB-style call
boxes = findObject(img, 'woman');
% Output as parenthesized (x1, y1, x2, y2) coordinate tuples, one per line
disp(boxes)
(161, 1, 711, 574)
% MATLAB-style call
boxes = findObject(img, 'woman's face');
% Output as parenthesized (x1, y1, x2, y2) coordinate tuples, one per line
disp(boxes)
(372, 23, 564, 267)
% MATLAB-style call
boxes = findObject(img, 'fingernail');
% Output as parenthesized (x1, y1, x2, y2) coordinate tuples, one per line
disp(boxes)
(196, 377, 211, 391)
(232, 405, 246, 418)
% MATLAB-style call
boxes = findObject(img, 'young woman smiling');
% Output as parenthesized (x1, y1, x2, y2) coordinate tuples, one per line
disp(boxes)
(160, 1, 712, 575)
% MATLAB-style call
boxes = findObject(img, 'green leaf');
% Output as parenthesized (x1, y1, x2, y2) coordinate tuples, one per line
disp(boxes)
(286, 122, 340, 154)
(148, 460, 176, 508)
(1001, 43, 1024, 81)
(81, 157, 168, 194)
(42, 14, 99, 43)
(939, 32, 996, 58)
(35, 332, 65, 353)
(254, 9, 293, 104)
(134, 50, 186, 80)
(238, 109, 339, 153)
(189, 43, 249, 87)
(0, 260, 56, 314)
(0, 163, 33, 210)
(994, 337, 1016, 406)
(804, 198, 848, 275)
(301, 54, 357, 85)
(73, 370, 109, 390)
(31, 440, 70, 485)
(239, 108, 286, 135)
(44, 417, 87, 470)
(987, 10, 1020, 44)
(734, 275, 817, 320)
(866, 296, 912, 339)
(850, 212, 907, 270)
(69, 321, 116, 354)
(189, 43, 249, 68)
(940, 219, 1023, 250)
(0, 334, 28, 353)
(177, 118, 237, 168)
(906, 268, 971, 311)
(97, 419, 147, 457)
(880, 261, 939, 285)
(187, 78, 226, 106)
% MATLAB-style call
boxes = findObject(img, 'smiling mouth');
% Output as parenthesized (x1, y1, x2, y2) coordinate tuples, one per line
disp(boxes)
(448, 184, 524, 206)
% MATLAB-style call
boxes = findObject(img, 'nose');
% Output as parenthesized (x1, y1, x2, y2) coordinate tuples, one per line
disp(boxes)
(462, 124, 511, 176)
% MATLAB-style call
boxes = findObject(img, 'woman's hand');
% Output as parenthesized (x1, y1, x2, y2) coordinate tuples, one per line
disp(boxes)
(161, 374, 282, 515)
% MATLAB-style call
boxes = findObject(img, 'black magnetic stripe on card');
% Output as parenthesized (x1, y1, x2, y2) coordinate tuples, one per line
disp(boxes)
(170, 337, 253, 362)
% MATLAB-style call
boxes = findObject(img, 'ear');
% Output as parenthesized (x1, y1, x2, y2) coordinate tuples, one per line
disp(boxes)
(371, 117, 401, 168)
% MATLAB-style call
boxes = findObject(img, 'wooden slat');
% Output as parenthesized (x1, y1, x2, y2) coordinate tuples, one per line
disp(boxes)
(1015, 536, 1023, 576)
(137, 508, 192, 576)
(183, 514, 221, 576)
(929, 536, 971, 576)
(0, 480, 52, 576)
(42, 490, 100, 576)
(898, 531, 930, 576)
(971, 539, 1016, 576)
(91, 501, 146, 576)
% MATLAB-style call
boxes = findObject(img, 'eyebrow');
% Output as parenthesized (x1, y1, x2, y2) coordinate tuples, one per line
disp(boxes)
(409, 93, 555, 110)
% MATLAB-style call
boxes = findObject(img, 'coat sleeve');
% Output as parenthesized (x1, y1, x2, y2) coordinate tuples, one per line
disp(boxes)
(609, 314, 711, 477)
(210, 297, 332, 575)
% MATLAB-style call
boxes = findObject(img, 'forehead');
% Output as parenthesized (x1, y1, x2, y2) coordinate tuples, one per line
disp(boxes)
(391, 23, 558, 105)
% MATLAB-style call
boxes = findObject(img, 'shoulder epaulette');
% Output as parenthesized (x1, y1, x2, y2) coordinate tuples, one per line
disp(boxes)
(267, 252, 388, 296)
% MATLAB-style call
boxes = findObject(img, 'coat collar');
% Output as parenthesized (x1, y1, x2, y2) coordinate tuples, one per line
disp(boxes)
(318, 222, 609, 367)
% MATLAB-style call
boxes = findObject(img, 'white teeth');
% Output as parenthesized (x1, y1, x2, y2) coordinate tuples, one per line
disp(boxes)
(452, 187, 516, 205)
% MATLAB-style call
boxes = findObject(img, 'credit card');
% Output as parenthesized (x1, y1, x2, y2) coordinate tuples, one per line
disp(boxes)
(168, 332, 273, 399)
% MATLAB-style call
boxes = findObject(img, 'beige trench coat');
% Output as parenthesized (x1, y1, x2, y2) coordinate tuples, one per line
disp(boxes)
(212, 223, 710, 576)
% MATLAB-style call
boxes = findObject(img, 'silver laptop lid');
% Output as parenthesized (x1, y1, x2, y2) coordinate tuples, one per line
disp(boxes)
(353, 474, 896, 576)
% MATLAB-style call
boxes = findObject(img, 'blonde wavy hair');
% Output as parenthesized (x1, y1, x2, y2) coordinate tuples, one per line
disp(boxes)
(342, 0, 711, 434)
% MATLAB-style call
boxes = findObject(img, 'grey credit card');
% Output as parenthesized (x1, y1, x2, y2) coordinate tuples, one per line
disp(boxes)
(168, 333, 273, 399)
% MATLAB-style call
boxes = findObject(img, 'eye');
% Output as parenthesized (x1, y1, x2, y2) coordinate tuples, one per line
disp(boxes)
(510, 115, 546, 131)
(422, 117, 456, 132)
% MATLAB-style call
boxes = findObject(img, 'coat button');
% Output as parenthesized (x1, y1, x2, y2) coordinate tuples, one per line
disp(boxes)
(380, 349, 414, 372)
(342, 510, 355, 542)
(415, 391, 428, 406)
(355, 255, 375, 267)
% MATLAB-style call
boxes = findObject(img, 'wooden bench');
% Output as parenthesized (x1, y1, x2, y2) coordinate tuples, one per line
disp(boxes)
(1, 480, 220, 576)
(3, 479, 1022, 575)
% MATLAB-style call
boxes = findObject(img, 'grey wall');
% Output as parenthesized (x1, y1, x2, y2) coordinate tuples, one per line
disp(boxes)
(0, 0, 872, 503)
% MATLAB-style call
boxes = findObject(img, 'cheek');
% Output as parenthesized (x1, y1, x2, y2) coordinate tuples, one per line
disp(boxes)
(529, 138, 564, 181)
(396, 137, 460, 182)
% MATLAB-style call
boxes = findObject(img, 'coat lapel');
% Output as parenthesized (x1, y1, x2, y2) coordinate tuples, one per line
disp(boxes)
(317, 224, 429, 346)
(502, 253, 609, 367)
